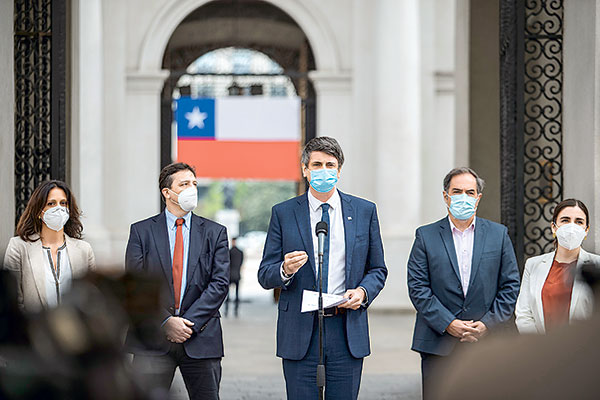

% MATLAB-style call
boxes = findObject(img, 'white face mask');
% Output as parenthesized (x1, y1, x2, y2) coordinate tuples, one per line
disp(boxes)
(169, 187, 198, 212)
(42, 206, 70, 232)
(555, 223, 587, 251)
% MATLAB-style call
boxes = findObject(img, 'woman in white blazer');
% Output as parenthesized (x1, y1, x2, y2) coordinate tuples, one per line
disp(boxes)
(3, 180, 95, 312)
(516, 198, 600, 334)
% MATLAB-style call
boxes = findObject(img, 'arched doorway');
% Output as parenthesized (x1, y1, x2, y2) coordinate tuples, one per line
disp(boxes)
(125, 0, 349, 227)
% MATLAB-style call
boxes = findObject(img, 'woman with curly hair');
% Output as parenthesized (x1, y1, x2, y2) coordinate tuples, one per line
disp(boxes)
(3, 180, 95, 312)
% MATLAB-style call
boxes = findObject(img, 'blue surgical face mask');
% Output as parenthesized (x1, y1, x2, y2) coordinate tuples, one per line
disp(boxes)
(447, 193, 478, 220)
(308, 168, 338, 193)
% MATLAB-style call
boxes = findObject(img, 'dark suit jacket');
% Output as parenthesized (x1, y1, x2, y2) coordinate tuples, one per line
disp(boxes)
(125, 211, 230, 359)
(229, 246, 243, 283)
(407, 217, 520, 356)
(258, 191, 388, 360)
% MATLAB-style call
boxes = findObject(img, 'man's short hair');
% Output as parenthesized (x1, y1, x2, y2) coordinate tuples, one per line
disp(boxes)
(159, 162, 196, 196)
(301, 136, 345, 168)
(443, 167, 485, 194)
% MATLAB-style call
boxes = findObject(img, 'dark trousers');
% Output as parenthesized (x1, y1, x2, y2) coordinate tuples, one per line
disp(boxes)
(282, 314, 363, 400)
(420, 344, 469, 400)
(224, 281, 240, 316)
(420, 352, 445, 400)
(132, 343, 221, 400)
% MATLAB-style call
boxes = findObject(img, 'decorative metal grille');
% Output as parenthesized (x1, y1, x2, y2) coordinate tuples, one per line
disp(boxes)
(500, 0, 523, 265)
(500, 0, 563, 268)
(13, 0, 66, 225)
(522, 0, 563, 257)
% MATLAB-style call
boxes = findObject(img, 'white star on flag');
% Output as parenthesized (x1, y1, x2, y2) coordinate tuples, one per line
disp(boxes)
(185, 106, 208, 129)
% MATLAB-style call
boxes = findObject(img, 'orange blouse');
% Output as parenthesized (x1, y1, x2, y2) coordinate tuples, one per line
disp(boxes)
(542, 259, 577, 332)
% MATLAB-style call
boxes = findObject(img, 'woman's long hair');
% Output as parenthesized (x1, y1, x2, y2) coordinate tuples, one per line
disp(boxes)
(15, 180, 83, 241)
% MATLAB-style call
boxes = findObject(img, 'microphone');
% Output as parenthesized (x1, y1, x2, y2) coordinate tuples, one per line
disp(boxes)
(316, 221, 328, 257)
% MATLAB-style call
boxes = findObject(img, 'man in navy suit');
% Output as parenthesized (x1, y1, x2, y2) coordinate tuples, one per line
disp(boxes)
(125, 162, 229, 400)
(407, 167, 520, 399)
(258, 137, 388, 400)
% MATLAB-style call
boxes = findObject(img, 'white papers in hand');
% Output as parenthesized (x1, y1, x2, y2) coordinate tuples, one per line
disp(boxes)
(301, 290, 348, 313)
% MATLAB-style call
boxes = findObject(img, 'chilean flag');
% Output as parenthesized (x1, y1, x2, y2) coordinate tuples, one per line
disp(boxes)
(175, 96, 301, 180)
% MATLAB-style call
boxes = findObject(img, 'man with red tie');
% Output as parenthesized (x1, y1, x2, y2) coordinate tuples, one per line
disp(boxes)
(125, 162, 230, 400)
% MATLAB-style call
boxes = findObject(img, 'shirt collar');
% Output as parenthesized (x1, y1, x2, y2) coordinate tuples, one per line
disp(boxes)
(448, 215, 476, 233)
(165, 208, 192, 229)
(308, 189, 341, 213)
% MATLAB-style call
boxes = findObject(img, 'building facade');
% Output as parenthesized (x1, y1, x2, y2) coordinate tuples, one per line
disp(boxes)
(1, 0, 599, 309)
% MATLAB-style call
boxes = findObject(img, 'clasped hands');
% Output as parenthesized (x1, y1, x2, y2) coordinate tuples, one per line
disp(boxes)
(283, 251, 365, 310)
(446, 319, 488, 343)
(164, 316, 195, 343)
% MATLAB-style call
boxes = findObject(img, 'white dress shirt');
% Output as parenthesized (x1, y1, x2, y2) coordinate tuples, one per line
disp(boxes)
(308, 190, 346, 295)
(449, 216, 476, 296)
(281, 190, 347, 295)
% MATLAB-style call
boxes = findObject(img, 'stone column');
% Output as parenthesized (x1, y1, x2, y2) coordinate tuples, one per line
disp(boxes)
(122, 70, 169, 214)
(371, 0, 422, 309)
(563, 0, 600, 253)
(0, 0, 15, 262)
(420, 0, 460, 224)
(70, 0, 112, 263)
(308, 70, 356, 191)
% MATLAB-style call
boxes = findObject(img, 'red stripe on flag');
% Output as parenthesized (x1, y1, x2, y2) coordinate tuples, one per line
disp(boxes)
(177, 140, 301, 180)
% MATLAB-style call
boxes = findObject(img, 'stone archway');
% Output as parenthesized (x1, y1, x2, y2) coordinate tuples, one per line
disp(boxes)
(135, 0, 341, 74)
(125, 0, 351, 186)
(124, 0, 352, 211)
(115, 1, 352, 271)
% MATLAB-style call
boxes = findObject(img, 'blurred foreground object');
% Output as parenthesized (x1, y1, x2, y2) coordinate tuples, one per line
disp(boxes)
(0, 270, 162, 400)
(434, 263, 600, 400)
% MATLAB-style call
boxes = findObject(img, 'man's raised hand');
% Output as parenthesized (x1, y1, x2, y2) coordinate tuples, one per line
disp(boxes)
(283, 251, 308, 275)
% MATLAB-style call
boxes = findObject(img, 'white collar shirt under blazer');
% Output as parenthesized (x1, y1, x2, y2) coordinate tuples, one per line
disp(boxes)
(448, 216, 476, 296)
(307, 190, 346, 295)
(41, 242, 73, 308)
(515, 248, 600, 334)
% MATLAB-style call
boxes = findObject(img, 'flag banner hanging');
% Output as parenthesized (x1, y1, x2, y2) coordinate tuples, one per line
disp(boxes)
(175, 96, 301, 180)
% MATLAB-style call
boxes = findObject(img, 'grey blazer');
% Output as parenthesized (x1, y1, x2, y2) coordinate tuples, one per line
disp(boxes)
(2, 234, 96, 312)
(515, 248, 600, 334)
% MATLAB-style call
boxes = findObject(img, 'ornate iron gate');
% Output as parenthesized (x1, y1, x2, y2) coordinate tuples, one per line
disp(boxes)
(13, 0, 67, 224)
(500, 0, 564, 268)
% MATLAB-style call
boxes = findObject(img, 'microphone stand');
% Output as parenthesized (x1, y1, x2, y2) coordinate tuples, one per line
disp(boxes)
(317, 245, 325, 400)
(316, 221, 327, 400)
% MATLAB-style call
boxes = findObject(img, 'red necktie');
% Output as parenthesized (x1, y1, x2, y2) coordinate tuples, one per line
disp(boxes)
(173, 218, 184, 311)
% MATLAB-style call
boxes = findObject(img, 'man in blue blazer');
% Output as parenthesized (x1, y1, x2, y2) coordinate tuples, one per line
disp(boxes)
(259, 137, 387, 400)
(407, 167, 520, 399)
(125, 162, 229, 400)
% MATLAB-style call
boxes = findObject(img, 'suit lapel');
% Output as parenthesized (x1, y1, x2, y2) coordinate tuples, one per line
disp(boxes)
(340, 191, 356, 283)
(439, 219, 461, 284)
(151, 212, 174, 297)
(294, 193, 316, 276)
(467, 218, 488, 291)
(26, 239, 48, 308)
(186, 214, 206, 290)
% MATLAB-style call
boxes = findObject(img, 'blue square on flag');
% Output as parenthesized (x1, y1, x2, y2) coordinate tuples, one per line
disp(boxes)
(175, 97, 215, 139)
